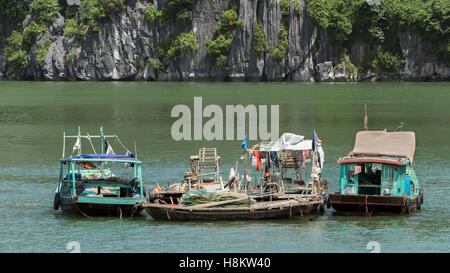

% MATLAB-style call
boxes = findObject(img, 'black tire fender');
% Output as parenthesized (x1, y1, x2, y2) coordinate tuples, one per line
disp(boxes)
(53, 192, 60, 210)
(405, 198, 411, 214)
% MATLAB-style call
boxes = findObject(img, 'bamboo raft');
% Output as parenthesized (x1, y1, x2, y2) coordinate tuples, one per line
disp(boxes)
(139, 195, 325, 221)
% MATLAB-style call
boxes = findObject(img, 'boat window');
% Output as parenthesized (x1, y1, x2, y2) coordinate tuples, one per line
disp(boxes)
(383, 165, 394, 182)
(355, 163, 381, 183)
(355, 163, 382, 195)
(348, 168, 355, 182)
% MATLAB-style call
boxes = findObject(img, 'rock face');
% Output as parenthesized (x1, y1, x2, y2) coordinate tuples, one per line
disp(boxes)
(0, 0, 448, 81)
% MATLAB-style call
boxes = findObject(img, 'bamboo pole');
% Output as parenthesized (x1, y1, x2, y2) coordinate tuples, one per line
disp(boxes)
(188, 196, 250, 209)
(243, 151, 247, 182)
(62, 131, 66, 159)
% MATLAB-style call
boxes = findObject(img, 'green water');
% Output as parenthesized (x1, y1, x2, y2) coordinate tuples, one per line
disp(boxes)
(0, 81, 449, 253)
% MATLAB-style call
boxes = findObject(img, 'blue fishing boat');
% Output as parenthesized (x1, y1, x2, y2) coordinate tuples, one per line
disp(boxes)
(328, 130, 423, 215)
(53, 127, 147, 217)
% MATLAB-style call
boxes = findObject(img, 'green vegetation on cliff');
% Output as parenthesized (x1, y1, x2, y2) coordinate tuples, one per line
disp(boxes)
(0, 1, 29, 29)
(155, 31, 199, 64)
(36, 39, 52, 63)
(167, 31, 199, 60)
(145, 0, 197, 25)
(3, 0, 60, 73)
(79, 0, 126, 31)
(30, 0, 61, 25)
(269, 24, 288, 61)
(306, 0, 449, 68)
(4, 31, 28, 73)
(253, 21, 268, 59)
(145, 4, 159, 24)
(64, 18, 86, 39)
(205, 8, 244, 68)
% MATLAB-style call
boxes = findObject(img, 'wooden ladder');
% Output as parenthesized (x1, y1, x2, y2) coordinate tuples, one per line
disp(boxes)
(198, 147, 220, 183)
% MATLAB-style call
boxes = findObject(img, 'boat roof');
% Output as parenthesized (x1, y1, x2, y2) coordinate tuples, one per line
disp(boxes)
(61, 154, 141, 164)
(348, 130, 415, 163)
(70, 154, 136, 159)
(337, 155, 410, 166)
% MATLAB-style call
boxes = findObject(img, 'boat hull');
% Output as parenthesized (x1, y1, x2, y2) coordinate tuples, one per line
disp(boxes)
(142, 199, 324, 221)
(329, 193, 419, 215)
(59, 196, 144, 217)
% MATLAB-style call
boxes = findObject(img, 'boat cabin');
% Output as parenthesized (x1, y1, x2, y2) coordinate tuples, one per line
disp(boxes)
(337, 156, 419, 197)
(336, 130, 419, 198)
(58, 156, 144, 202)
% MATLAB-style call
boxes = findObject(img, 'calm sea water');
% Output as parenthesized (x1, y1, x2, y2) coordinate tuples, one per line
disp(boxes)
(0, 81, 448, 253)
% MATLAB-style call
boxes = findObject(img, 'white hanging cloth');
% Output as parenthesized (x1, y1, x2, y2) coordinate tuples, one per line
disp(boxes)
(72, 136, 81, 153)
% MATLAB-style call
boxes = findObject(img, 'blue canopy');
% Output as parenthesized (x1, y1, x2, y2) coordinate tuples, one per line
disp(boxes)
(70, 153, 135, 159)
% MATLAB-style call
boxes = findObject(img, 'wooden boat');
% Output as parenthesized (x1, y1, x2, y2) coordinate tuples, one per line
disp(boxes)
(141, 194, 324, 221)
(53, 127, 147, 217)
(144, 132, 328, 221)
(328, 130, 423, 215)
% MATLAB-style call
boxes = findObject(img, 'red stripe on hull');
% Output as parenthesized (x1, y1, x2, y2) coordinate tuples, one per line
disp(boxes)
(330, 200, 404, 207)
(337, 158, 404, 165)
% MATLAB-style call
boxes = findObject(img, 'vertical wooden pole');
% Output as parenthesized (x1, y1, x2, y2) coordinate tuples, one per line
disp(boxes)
(62, 131, 66, 159)
(71, 162, 76, 197)
(138, 163, 143, 197)
(364, 104, 368, 131)
(100, 126, 104, 154)
(78, 126, 81, 156)
(243, 151, 247, 182)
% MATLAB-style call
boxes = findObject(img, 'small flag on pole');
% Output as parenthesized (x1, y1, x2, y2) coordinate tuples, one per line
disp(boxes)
(72, 136, 81, 152)
(241, 136, 247, 150)
(312, 130, 316, 151)
(104, 139, 115, 155)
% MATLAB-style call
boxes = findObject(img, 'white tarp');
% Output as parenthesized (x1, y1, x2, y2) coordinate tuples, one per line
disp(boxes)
(349, 131, 416, 163)
(270, 133, 312, 151)
(253, 132, 324, 170)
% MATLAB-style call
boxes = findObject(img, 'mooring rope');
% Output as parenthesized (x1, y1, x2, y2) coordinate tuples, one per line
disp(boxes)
(115, 136, 132, 155)
(130, 203, 140, 219)
(76, 205, 93, 219)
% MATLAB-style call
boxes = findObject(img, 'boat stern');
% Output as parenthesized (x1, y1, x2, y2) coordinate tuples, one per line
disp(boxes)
(329, 193, 418, 214)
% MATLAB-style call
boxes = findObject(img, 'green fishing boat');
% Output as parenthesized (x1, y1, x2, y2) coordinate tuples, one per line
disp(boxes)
(328, 130, 423, 215)
(53, 127, 147, 217)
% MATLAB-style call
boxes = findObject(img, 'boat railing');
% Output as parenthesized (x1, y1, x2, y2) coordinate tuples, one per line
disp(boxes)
(62, 126, 135, 159)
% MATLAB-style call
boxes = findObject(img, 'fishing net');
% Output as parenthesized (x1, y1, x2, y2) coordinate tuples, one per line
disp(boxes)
(179, 189, 253, 207)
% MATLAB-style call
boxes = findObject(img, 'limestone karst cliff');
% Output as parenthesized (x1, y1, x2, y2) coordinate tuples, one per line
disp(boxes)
(0, 0, 448, 81)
